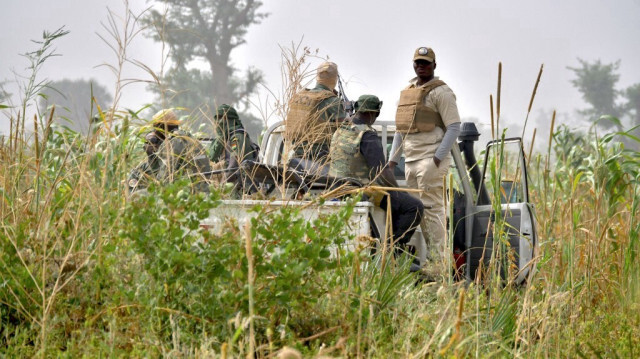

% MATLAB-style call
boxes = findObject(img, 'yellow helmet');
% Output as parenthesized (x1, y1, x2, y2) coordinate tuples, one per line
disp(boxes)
(151, 108, 181, 126)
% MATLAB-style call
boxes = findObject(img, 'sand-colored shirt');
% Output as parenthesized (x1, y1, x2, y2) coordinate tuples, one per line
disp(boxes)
(390, 76, 461, 163)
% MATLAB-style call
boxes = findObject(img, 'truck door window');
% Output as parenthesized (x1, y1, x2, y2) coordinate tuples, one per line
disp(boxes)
(478, 139, 529, 205)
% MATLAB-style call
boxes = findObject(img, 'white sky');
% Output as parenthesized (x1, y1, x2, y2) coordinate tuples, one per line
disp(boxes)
(2, 0, 640, 147)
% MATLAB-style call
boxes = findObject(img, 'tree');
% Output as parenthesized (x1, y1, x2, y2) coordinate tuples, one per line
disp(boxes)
(38, 79, 113, 134)
(624, 83, 640, 128)
(567, 58, 624, 129)
(144, 0, 268, 138)
(0, 82, 10, 104)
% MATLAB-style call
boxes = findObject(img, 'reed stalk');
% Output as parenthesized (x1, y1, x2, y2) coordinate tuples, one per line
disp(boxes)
(490, 95, 495, 140)
(244, 221, 255, 358)
(496, 62, 502, 137)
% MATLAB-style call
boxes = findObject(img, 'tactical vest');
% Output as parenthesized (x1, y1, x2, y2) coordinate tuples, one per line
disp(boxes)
(395, 80, 446, 134)
(285, 89, 338, 145)
(329, 123, 374, 184)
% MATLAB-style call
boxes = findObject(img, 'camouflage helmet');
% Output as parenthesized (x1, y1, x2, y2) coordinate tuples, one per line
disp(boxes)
(355, 94, 383, 113)
(151, 108, 181, 126)
(214, 104, 239, 121)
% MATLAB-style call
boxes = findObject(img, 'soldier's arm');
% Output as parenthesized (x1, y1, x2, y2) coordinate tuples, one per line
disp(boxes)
(433, 87, 461, 166)
(324, 96, 347, 123)
(127, 166, 142, 193)
(360, 131, 399, 188)
(127, 161, 151, 193)
(222, 133, 246, 183)
(234, 132, 253, 163)
(335, 97, 347, 123)
(208, 137, 225, 162)
(388, 132, 404, 170)
(434, 122, 460, 166)
(378, 167, 399, 188)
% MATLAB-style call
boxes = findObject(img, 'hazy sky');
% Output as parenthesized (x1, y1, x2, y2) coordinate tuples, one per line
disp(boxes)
(2, 0, 640, 146)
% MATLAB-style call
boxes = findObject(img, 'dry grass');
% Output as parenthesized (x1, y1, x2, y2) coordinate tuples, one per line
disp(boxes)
(1, 2, 639, 358)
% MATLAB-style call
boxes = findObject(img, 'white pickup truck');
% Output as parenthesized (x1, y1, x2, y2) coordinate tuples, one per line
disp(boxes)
(203, 120, 538, 284)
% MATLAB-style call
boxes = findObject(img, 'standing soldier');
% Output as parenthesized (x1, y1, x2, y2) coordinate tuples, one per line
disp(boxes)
(152, 108, 212, 193)
(285, 61, 347, 165)
(389, 47, 461, 275)
(330, 95, 424, 271)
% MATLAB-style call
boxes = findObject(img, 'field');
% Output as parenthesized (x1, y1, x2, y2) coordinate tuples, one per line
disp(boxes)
(1, 28, 639, 359)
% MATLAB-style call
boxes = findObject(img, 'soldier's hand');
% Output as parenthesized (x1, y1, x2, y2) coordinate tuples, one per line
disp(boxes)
(388, 161, 397, 170)
(433, 157, 441, 167)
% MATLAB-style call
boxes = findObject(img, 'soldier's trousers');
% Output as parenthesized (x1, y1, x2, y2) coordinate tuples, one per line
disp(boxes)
(405, 154, 452, 267)
(379, 190, 424, 247)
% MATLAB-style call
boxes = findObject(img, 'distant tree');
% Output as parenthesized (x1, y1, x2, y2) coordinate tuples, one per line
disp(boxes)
(567, 58, 625, 129)
(39, 79, 113, 134)
(624, 83, 640, 128)
(0, 81, 10, 104)
(143, 0, 268, 138)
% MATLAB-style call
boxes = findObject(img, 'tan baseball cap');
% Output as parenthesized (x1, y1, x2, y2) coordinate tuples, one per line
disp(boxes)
(413, 47, 436, 62)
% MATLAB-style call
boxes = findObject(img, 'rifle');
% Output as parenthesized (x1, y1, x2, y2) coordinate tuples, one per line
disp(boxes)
(337, 74, 355, 116)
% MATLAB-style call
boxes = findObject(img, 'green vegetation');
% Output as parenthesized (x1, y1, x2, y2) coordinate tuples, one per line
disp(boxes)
(2, 20, 639, 359)
(3, 122, 639, 357)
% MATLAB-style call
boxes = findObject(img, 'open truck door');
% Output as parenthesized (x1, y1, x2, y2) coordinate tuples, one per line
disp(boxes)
(464, 136, 538, 284)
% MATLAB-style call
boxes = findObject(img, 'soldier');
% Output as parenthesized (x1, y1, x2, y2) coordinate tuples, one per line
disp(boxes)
(127, 131, 163, 193)
(152, 108, 212, 193)
(285, 61, 347, 165)
(208, 104, 258, 170)
(388, 46, 461, 273)
(208, 104, 259, 190)
(329, 95, 424, 270)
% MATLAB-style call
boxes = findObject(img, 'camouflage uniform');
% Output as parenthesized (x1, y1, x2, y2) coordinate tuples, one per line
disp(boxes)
(208, 104, 257, 166)
(329, 122, 375, 182)
(127, 158, 161, 193)
(137, 109, 212, 193)
(329, 95, 424, 249)
(156, 129, 212, 193)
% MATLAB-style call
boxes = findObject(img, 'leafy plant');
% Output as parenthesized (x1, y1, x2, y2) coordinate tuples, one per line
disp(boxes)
(119, 181, 362, 351)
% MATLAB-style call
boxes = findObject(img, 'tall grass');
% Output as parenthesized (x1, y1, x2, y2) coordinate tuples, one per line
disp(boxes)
(1, 6, 639, 359)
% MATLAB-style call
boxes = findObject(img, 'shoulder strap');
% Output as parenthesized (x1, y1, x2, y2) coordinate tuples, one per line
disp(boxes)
(421, 79, 446, 94)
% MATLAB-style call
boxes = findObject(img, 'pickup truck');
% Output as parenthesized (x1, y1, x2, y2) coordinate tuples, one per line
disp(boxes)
(204, 120, 538, 284)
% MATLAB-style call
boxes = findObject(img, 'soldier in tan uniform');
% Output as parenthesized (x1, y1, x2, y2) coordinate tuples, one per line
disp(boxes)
(389, 47, 461, 272)
(330, 95, 424, 271)
(285, 61, 347, 164)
